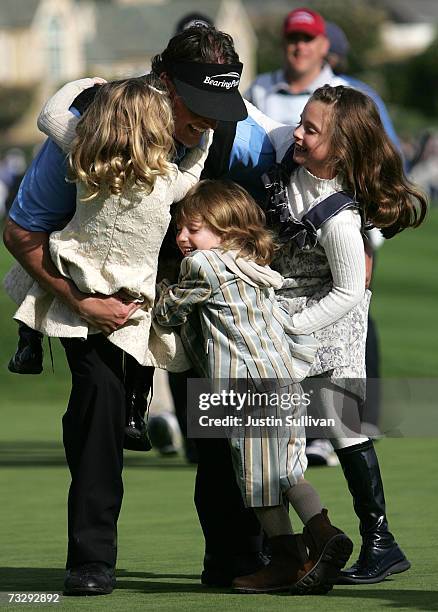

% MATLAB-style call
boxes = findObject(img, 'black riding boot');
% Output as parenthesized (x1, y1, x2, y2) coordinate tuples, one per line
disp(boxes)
(123, 356, 153, 452)
(336, 439, 410, 584)
(8, 323, 44, 374)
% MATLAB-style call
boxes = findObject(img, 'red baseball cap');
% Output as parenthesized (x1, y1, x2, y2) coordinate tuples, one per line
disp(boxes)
(283, 8, 326, 38)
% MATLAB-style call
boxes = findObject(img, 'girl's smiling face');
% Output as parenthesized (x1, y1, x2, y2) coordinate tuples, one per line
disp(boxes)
(176, 218, 222, 256)
(293, 100, 336, 179)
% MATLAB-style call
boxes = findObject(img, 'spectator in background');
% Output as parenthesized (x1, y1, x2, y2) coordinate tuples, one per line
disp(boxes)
(245, 7, 345, 126)
(0, 148, 27, 217)
(325, 20, 406, 438)
(174, 12, 214, 34)
(246, 7, 344, 467)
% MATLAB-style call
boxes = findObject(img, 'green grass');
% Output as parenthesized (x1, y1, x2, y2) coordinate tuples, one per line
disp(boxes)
(0, 212, 437, 610)
(370, 206, 438, 377)
(1, 427, 437, 610)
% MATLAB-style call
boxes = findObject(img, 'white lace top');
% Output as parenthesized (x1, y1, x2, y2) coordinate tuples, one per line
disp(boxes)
(11, 78, 211, 367)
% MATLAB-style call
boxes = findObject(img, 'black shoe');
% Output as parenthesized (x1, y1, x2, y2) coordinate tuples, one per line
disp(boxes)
(337, 541, 410, 584)
(201, 552, 269, 587)
(336, 440, 410, 584)
(64, 563, 116, 596)
(8, 324, 43, 374)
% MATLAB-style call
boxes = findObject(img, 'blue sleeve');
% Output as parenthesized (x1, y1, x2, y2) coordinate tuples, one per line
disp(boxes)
(8, 138, 77, 232)
(227, 114, 276, 204)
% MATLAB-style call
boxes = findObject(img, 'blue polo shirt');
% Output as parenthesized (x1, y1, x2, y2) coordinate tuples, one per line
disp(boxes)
(9, 139, 76, 232)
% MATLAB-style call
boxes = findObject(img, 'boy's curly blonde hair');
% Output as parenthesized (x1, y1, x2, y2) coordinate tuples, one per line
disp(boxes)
(69, 74, 175, 201)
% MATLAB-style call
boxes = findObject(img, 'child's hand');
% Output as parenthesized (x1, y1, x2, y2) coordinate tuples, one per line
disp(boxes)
(155, 279, 171, 302)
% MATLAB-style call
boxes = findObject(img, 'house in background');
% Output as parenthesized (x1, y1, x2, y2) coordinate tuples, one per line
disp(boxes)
(0, 0, 255, 144)
(0, 0, 85, 87)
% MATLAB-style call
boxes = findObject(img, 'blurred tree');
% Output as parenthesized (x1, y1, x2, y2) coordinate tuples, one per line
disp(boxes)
(383, 37, 438, 118)
(252, 0, 387, 76)
(0, 86, 35, 132)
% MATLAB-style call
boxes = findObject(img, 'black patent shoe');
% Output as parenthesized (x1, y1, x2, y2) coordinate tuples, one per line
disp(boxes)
(337, 541, 410, 584)
(8, 324, 43, 374)
(124, 390, 152, 452)
(201, 552, 269, 587)
(64, 563, 116, 596)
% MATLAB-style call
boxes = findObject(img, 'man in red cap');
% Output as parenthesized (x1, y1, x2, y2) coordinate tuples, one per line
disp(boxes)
(245, 7, 344, 125)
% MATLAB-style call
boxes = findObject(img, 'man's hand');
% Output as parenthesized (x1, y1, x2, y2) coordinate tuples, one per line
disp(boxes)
(77, 294, 141, 335)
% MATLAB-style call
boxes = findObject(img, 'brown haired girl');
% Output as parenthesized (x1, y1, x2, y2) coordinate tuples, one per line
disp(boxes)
(237, 84, 426, 592)
(155, 178, 355, 595)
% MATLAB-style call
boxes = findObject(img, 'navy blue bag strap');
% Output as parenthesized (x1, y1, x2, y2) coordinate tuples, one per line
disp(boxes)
(303, 191, 358, 229)
(287, 191, 358, 250)
(262, 144, 359, 249)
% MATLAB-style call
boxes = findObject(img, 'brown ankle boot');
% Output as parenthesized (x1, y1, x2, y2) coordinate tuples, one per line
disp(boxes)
(294, 509, 353, 594)
(232, 534, 313, 594)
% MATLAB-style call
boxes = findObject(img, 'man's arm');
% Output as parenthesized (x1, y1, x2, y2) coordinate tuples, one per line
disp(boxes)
(3, 219, 139, 335)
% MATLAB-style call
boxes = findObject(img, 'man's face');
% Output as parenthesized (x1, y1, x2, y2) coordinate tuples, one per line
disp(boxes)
(284, 32, 329, 80)
(172, 95, 218, 147)
(161, 74, 218, 147)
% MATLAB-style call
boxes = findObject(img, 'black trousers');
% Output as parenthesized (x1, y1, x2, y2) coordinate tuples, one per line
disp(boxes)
(169, 372, 263, 556)
(194, 438, 263, 555)
(61, 335, 153, 569)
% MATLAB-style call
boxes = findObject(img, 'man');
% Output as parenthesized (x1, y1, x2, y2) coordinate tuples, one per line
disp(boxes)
(4, 27, 286, 596)
(246, 8, 400, 150)
(245, 7, 344, 126)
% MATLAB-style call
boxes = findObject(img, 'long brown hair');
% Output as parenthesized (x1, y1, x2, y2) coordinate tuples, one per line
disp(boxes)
(69, 74, 175, 201)
(310, 85, 427, 233)
(174, 180, 277, 265)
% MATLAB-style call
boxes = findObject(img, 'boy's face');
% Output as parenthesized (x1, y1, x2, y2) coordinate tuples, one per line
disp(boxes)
(176, 219, 222, 256)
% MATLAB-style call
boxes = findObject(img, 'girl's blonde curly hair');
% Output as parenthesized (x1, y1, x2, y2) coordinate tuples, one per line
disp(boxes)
(69, 74, 175, 201)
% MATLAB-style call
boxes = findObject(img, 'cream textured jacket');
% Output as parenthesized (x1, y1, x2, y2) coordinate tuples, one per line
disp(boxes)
(8, 78, 212, 368)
